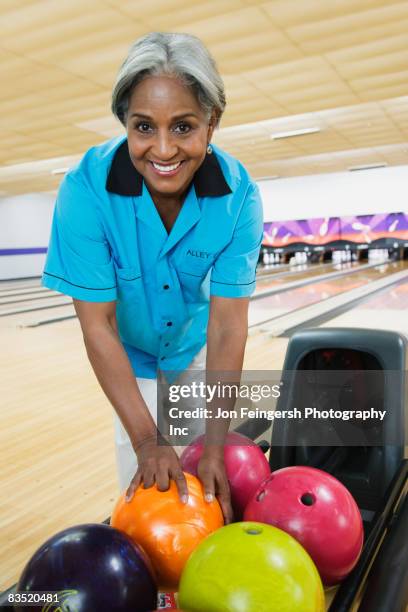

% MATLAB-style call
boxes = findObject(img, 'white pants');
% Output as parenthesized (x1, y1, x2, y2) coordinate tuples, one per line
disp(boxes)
(114, 346, 207, 491)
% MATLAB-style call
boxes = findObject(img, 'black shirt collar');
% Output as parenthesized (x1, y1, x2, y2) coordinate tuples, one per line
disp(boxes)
(106, 139, 232, 198)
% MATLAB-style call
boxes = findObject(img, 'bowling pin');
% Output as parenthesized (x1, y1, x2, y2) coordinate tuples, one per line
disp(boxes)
(389, 219, 399, 233)
(319, 217, 329, 237)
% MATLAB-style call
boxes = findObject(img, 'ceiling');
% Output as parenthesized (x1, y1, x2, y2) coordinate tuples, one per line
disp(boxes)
(1, 0, 408, 195)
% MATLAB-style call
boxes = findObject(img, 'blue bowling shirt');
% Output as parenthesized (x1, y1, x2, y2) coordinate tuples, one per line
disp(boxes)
(42, 136, 263, 379)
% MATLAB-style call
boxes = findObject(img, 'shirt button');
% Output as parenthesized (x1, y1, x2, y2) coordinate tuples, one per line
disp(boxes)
(166, 321, 172, 327)
(163, 284, 170, 290)
(165, 342, 170, 347)
(161, 356, 166, 361)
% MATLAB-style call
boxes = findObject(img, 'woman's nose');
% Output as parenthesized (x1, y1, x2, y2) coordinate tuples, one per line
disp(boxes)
(152, 130, 178, 160)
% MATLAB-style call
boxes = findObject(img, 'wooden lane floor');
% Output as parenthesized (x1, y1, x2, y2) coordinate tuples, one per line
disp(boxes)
(249, 260, 406, 327)
(0, 292, 59, 309)
(0, 281, 72, 329)
(255, 260, 361, 292)
(0, 295, 72, 317)
(0, 319, 118, 590)
(0, 278, 42, 293)
(0, 303, 76, 330)
(321, 271, 408, 336)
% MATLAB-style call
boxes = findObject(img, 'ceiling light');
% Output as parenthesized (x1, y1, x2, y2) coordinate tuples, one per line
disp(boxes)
(270, 127, 321, 140)
(51, 167, 69, 175)
(348, 163, 388, 172)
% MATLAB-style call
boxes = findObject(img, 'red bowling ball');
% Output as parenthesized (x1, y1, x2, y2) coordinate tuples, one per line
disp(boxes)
(180, 431, 271, 519)
(244, 466, 364, 585)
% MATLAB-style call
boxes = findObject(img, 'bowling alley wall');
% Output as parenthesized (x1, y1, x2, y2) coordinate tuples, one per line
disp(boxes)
(0, 192, 54, 280)
(259, 164, 408, 249)
(1, 164, 408, 280)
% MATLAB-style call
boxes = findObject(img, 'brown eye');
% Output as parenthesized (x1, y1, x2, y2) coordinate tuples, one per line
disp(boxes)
(174, 122, 191, 134)
(136, 122, 152, 133)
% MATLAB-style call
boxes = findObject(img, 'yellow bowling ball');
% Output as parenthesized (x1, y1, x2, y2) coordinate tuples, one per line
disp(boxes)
(179, 522, 325, 612)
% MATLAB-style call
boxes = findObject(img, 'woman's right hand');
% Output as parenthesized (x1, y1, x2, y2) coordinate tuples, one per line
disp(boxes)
(125, 437, 189, 504)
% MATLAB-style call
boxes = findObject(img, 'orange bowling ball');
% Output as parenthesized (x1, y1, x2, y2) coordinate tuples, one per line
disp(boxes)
(111, 473, 224, 589)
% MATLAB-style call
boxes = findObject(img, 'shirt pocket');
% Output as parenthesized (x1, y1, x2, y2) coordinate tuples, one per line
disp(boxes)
(175, 259, 213, 303)
(172, 250, 214, 302)
(114, 264, 143, 302)
(114, 264, 152, 344)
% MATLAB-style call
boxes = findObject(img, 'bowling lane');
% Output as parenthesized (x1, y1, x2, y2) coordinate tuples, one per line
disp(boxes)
(257, 261, 333, 281)
(249, 261, 405, 327)
(0, 278, 75, 329)
(0, 286, 52, 300)
(0, 295, 72, 317)
(255, 261, 361, 294)
(0, 290, 64, 308)
(0, 303, 75, 329)
(257, 262, 290, 276)
(321, 267, 408, 336)
(0, 278, 41, 292)
(0, 317, 118, 590)
(256, 259, 320, 276)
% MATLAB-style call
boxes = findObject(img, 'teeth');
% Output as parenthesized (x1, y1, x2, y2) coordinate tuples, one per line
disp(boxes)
(152, 161, 181, 172)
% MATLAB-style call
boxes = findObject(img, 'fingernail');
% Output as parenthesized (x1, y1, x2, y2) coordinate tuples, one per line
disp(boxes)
(181, 495, 188, 504)
(205, 493, 214, 502)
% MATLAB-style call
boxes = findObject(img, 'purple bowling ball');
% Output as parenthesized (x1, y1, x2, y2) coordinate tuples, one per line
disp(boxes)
(15, 523, 157, 611)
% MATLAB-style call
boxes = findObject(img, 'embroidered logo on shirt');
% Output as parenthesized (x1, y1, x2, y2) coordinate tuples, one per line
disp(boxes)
(186, 249, 212, 259)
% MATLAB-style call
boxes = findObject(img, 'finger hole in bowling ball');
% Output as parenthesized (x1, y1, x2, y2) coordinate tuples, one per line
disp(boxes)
(244, 526, 263, 535)
(256, 490, 266, 502)
(300, 493, 315, 506)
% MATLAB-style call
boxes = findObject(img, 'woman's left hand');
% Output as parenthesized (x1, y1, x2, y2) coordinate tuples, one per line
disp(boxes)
(197, 450, 233, 524)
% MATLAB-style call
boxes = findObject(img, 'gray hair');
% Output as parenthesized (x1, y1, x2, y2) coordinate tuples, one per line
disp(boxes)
(112, 32, 226, 127)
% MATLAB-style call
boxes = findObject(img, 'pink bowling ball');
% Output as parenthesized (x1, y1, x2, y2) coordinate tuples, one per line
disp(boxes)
(180, 432, 271, 520)
(244, 465, 364, 585)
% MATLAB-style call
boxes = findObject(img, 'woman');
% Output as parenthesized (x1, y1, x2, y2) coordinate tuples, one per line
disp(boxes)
(42, 32, 263, 523)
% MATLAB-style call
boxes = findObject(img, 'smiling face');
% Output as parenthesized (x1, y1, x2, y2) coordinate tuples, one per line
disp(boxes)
(126, 75, 216, 204)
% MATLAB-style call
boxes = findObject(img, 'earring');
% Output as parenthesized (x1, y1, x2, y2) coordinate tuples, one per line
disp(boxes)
(207, 144, 213, 155)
